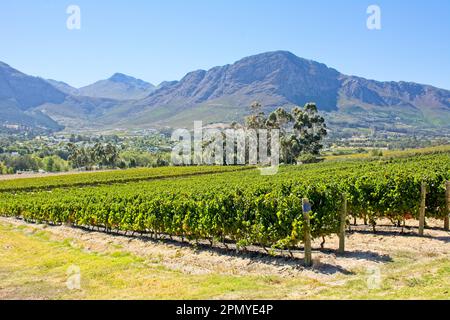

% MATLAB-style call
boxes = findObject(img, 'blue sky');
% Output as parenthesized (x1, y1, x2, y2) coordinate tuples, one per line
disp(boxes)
(1, 0, 449, 89)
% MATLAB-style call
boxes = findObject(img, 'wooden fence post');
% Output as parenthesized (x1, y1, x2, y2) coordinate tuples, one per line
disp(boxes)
(445, 181, 450, 231)
(338, 195, 347, 254)
(419, 182, 427, 236)
(302, 198, 312, 267)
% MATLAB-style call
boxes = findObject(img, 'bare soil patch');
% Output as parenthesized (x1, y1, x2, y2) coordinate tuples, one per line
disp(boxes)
(1, 217, 449, 281)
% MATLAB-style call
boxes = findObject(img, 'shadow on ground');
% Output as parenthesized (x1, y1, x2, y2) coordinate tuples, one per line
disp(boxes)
(73, 224, 394, 276)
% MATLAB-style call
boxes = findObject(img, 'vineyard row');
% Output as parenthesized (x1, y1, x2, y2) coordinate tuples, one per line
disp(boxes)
(0, 154, 449, 256)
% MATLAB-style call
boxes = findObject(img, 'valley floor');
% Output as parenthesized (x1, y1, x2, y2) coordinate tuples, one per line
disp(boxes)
(0, 217, 449, 300)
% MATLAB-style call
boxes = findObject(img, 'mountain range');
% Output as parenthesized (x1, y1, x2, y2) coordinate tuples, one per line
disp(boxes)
(51, 73, 156, 100)
(1, 51, 449, 133)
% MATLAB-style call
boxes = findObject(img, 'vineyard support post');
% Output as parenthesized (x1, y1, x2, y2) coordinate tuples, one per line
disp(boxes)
(419, 182, 427, 236)
(338, 195, 347, 254)
(302, 198, 313, 267)
(445, 181, 450, 231)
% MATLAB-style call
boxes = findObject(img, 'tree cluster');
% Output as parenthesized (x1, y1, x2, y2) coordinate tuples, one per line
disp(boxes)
(67, 143, 119, 169)
(244, 102, 327, 164)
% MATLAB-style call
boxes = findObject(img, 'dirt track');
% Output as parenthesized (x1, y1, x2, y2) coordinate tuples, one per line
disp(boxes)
(1, 216, 449, 281)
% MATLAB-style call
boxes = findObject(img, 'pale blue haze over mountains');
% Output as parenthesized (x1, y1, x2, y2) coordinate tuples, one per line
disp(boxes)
(0, 51, 449, 131)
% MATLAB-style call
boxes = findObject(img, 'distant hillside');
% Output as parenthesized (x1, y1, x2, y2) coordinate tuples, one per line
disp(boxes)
(45, 79, 79, 96)
(104, 51, 450, 130)
(0, 62, 65, 131)
(1, 51, 449, 133)
(78, 73, 155, 100)
(337, 76, 450, 127)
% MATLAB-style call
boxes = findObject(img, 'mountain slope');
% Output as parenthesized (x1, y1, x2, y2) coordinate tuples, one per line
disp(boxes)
(1, 52, 449, 132)
(337, 76, 450, 126)
(0, 62, 66, 130)
(36, 95, 122, 129)
(0, 62, 131, 131)
(145, 51, 340, 110)
(78, 73, 155, 100)
(105, 51, 450, 129)
(45, 79, 79, 96)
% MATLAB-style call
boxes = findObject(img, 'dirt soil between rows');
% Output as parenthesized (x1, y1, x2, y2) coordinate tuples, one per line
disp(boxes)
(1, 217, 449, 281)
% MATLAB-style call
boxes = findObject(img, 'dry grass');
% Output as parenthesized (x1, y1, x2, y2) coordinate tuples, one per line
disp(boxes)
(0, 217, 449, 300)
